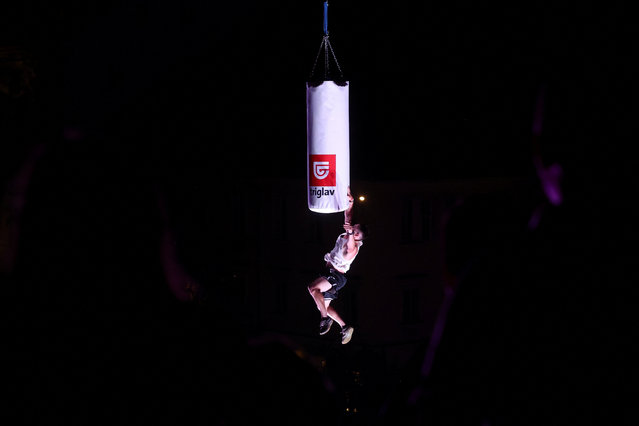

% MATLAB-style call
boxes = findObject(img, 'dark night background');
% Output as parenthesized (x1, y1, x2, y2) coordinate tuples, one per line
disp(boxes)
(1, 1, 634, 425)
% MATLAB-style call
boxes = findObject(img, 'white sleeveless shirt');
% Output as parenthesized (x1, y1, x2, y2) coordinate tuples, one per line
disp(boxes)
(323, 233, 363, 272)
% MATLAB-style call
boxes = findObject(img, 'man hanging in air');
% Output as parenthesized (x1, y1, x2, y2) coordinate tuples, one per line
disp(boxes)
(307, 187, 368, 344)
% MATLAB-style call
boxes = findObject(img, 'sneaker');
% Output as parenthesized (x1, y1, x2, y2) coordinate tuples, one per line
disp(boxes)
(340, 326, 354, 344)
(319, 317, 333, 335)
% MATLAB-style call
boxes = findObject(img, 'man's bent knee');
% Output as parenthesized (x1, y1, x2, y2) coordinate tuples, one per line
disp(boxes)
(309, 280, 331, 294)
(308, 284, 322, 295)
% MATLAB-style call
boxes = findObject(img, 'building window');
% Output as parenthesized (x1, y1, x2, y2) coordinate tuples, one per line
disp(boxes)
(402, 287, 421, 324)
(401, 195, 431, 243)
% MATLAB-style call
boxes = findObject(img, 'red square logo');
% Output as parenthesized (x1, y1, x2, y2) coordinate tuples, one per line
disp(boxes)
(309, 154, 336, 187)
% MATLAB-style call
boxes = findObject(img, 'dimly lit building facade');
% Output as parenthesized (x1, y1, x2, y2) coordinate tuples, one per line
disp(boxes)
(219, 176, 523, 377)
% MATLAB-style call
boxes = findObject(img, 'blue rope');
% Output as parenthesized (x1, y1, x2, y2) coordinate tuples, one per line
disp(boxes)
(323, 2, 328, 35)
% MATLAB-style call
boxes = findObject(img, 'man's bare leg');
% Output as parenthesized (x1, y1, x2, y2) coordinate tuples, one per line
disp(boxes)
(325, 302, 345, 328)
(326, 301, 354, 344)
(308, 277, 332, 318)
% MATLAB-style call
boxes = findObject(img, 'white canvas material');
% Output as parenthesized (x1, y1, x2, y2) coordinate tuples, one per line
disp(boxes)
(306, 81, 350, 213)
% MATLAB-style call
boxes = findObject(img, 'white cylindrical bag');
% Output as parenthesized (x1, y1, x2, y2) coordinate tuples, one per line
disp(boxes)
(306, 80, 350, 213)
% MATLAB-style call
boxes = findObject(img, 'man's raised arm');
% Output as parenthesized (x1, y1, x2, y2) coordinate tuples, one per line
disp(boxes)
(344, 187, 354, 226)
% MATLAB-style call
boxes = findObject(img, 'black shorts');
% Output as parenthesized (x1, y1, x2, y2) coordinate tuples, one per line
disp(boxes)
(320, 268, 347, 300)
